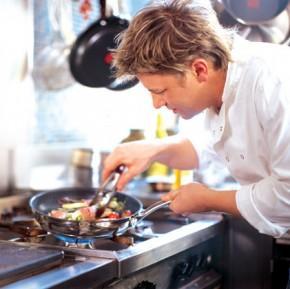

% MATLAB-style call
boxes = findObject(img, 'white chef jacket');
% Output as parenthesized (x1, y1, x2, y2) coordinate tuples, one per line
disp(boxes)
(191, 36, 290, 237)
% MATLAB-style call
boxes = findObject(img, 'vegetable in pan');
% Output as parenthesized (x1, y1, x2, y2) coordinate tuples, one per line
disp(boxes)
(49, 197, 132, 221)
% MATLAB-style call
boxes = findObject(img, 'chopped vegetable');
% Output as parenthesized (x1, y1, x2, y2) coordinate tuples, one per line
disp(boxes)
(121, 210, 132, 218)
(78, 206, 96, 221)
(49, 196, 128, 221)
(108, 198, 119, 209)
(50, 209, 67, 219)
(108, 212, 120, 219)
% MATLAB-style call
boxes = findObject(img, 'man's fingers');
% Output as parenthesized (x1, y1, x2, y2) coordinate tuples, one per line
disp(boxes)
(161, 190, 179, 201)
(116, 170, 135, 191)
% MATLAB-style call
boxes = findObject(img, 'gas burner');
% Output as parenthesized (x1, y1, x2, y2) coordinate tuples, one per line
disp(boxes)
(0, 217, 46, 238)
(54, 234, 93, 247)
(47, 233, 136, 249)
(6, 229, 137, 250)
(8, 234, 48, 243)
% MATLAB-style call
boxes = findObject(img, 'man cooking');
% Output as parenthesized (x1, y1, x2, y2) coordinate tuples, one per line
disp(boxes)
(102, 0, 290, 238)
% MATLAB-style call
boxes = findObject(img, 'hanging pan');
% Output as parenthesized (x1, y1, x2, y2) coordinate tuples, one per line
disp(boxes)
(69, 0, 138, 90)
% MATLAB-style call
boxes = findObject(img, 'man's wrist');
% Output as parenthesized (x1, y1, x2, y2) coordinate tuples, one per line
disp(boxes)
(206, 188, 240, 216)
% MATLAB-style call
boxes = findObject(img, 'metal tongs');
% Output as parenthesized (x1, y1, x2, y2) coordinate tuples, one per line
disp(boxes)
(90, 165, 125, 217)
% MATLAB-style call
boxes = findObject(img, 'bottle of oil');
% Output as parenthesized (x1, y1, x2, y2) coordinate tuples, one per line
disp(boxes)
(146, 113, 169, 177)
(120, 128, 146, 180)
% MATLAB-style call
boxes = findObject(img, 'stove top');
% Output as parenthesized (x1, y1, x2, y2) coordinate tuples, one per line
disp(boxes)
(0, 242, 63, 287)
(0, 194, 225, 289)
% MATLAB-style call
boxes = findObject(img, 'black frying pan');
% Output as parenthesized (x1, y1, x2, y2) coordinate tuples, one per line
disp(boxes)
(29, 187, 170, 240)
(222, 0, 289, 24)
(69, 0, 138, 90)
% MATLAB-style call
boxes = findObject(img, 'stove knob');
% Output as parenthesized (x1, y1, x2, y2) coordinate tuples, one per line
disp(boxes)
(174, 261, 190, 277)
(195, 253, 213, 270)
(186, 255, 199, 276)
(169, 261, 191, 287)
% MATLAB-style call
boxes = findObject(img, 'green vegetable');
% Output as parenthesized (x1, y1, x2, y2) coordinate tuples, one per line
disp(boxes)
(108, 200, 119, 209)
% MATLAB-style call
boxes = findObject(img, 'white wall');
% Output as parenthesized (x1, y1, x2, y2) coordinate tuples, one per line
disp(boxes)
(0, 0, 34, 194)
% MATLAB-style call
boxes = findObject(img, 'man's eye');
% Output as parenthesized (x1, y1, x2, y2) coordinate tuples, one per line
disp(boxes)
(154, 90, 166, 95)
(149, 89, 166, 95)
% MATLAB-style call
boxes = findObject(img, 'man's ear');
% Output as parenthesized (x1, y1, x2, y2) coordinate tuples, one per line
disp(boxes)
(190, 58, 208, 82)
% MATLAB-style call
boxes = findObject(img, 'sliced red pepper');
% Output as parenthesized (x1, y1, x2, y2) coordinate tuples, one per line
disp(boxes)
(108, 212, 120, 219)
(121, 210, 132, 218)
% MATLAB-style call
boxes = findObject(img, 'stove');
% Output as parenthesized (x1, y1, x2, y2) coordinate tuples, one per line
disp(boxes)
(0, 193, 225, 289)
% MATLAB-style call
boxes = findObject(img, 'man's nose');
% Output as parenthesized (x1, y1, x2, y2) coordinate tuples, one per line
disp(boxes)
(152, 94, 166, 109)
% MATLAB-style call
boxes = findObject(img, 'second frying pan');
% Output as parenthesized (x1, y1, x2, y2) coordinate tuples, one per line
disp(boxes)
(69, 0, 138, 90)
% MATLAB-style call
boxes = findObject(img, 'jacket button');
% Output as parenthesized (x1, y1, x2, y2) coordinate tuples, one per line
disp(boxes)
(240, 154, 245, 160)
(219, 126, 223, 132)
(226, 156, 230, 162)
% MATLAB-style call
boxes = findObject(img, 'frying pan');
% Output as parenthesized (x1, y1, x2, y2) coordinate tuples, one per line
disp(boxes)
(222, 0, 289, 24)
(69, 0, 138, 90)
(29, 187, 170, 240)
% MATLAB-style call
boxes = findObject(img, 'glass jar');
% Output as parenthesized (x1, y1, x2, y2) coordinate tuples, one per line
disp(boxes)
(121, 129, 145, 143)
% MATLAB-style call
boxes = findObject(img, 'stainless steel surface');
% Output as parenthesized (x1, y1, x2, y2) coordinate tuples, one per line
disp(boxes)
(0, 241, 63, 283)
(1, 255, 116, 289)
(70, 148, 93, 168)
(257, 10, 290, 44)
(220, 0, 289, 25)
(214, 0, 290, 44)
(0, 193, 225, 288)
(69, 148, 94, 187)
(99, 238, 223, 289)
(133, 199, 171, 222)
(117, 214, 224, 277)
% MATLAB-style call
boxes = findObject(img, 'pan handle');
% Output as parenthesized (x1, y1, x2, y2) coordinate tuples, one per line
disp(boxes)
(135, 200, 171, 222)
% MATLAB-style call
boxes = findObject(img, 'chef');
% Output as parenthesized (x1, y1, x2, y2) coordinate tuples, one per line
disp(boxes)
(102, 0, 290, 239)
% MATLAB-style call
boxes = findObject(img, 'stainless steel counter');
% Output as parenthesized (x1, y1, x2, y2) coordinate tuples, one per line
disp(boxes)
(1, 257, 116, 289)
(0, 213, 224, 289)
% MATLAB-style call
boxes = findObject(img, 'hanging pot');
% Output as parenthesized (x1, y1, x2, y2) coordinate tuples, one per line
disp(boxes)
(216, 0, 290, 44)
(69, 0, 138, 90)
(222, 0, 289, 25)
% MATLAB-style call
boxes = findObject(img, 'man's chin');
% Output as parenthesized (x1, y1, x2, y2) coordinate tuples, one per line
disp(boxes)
(180, 112, 199, 120)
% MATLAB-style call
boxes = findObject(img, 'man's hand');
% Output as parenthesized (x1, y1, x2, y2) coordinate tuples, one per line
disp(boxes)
(102, 140, 159, 191)
(161, 182, 240, 216)
(102, 135, 199, 192)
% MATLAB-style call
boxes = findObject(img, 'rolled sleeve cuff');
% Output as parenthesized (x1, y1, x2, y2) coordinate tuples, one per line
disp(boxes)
(236, 184, 288, 238)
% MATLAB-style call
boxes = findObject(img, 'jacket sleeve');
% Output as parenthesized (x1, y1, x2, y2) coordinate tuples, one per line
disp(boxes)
(236, 69, 290, 237)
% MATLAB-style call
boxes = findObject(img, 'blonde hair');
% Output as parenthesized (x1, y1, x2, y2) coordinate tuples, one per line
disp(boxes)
(113, 0, 235, 78)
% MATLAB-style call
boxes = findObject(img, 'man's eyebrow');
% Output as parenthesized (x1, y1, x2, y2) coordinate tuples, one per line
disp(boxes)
(148, 88, 167, 94)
